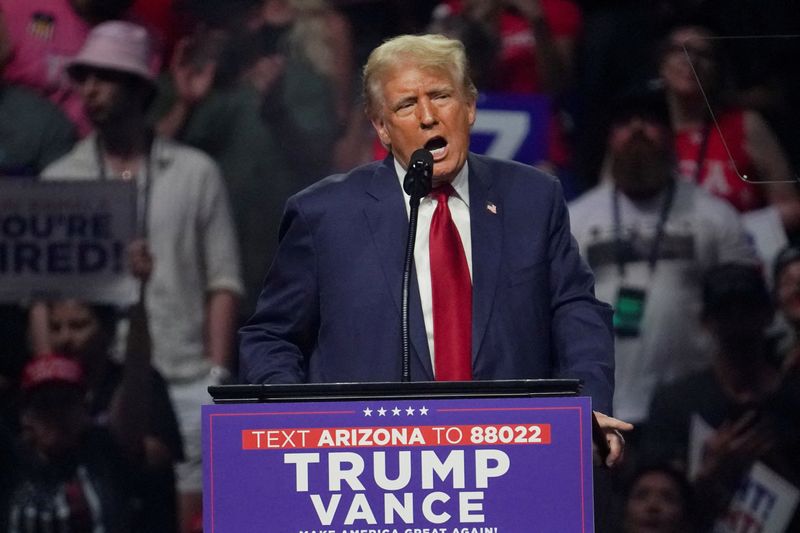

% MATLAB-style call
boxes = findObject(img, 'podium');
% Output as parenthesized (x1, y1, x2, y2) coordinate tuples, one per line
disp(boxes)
(203, 380, 596, 532)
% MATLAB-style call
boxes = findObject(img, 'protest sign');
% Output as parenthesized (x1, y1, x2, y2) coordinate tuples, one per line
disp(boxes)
(0, 179, 137, 303)
(690, 414, 799, 532)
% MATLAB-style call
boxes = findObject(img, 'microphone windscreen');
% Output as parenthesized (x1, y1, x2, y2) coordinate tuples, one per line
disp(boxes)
(404, 149, 433, 198)
(410, 148, 433, 168)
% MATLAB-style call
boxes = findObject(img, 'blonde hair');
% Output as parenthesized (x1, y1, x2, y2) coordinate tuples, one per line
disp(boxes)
(362, 33, 477, 118)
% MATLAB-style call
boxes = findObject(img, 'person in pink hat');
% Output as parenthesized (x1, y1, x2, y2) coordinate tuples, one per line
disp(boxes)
(38, 19, 244, 533)
(63, 20, 158, 131)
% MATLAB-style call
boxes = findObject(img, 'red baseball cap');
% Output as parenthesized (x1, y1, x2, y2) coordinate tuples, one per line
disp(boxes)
(20, 354, 86, 392)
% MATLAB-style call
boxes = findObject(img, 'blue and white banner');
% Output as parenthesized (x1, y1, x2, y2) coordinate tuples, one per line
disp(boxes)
(472, 93, 552, 165)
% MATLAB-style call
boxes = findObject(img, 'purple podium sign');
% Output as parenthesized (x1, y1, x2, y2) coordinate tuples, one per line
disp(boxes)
(203, 396, 594, 533)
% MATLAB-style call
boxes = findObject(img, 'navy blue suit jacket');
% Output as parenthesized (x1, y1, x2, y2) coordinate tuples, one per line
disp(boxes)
(239, 153, 615, 413)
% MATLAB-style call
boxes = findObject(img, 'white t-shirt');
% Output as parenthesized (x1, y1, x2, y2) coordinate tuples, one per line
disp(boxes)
(568, 180, 757, 422)
(43, 134, 243, 380)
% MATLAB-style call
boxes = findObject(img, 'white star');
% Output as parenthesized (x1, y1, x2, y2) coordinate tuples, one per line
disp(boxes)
(419, 406, 429, 415)
(377, 407, 387, 416)
(363, 407, 373, 416)
(392, 407, 401, 416)
(405, 407, 415, 416)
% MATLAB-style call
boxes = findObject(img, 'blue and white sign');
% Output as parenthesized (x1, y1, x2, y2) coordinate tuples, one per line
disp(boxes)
(471, 93, 552, 165)
(0, 179, 137, 303)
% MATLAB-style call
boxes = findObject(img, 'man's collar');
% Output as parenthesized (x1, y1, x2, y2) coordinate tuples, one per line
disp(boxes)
(77, 132, 175, 174)
(449, 161, 470, 206)
(615, 178, 677, 210)
(393, 156, 470, 206)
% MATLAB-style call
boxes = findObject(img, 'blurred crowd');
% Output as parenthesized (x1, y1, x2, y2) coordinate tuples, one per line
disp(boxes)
(1, 0, 800, 532)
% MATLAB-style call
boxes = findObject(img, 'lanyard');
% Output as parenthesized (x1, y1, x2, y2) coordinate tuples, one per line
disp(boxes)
(95, 134, 153, 239)
(692, 122, 712, 183)
(612, 180, 676, 279)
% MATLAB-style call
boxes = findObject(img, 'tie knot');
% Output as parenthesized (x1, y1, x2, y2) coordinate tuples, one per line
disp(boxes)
(431, 184, 454, 203)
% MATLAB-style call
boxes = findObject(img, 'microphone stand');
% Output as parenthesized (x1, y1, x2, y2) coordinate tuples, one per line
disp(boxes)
(401, 149, 432, 382)
(401, 194, 421, 382)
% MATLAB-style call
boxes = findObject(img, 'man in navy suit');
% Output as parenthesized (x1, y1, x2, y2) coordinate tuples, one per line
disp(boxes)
(239, 34, 630, 464)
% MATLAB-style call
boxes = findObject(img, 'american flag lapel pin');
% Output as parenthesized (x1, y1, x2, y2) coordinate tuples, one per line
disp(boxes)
(486, 201, 497, 215)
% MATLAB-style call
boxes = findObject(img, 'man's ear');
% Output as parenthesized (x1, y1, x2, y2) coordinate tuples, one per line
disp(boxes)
(467, 96, 477, 127)
(371, 116, 392, 147)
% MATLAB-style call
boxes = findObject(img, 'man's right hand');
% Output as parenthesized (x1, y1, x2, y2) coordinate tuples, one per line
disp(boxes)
(128, 239, 153, 282)
(593, 411, 634, 468)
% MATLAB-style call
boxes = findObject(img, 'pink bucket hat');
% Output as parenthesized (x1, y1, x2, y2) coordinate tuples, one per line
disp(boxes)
(67, 20, 155, 84)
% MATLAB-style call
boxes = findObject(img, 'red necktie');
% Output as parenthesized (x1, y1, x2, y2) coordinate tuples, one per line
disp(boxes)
(429, 184, 472, 380)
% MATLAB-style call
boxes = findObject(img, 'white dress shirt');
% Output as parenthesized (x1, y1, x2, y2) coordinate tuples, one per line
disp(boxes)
(394, 158, 472, 371)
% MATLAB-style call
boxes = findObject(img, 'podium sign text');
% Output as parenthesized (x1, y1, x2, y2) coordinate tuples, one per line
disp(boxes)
(203, 396, 594, 533)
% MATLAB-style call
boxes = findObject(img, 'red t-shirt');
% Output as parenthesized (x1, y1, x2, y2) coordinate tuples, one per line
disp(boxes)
(440, 0, 581, 93)
(675, 108, 765, 212)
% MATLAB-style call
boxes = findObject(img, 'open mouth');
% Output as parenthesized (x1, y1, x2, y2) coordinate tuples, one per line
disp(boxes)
(424, 136, 447, 158)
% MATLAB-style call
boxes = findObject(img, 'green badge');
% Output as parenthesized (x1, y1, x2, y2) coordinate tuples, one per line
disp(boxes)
(613, 286, 647, 338)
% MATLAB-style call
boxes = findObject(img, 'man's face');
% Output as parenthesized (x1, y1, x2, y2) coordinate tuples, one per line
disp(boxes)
(624, 471, 686, 533)
(49, 300, 107, 366)
(371, 63, 476, 188)
(706, 307, 770, 357)
(609, 115, 674, 200)
(72, 67, 137, 126)
(21, 399, 87, 461)
(659, 27, 718, 98)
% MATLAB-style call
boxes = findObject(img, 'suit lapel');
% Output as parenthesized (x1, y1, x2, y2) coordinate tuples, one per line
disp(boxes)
(364, 158, 434, 379)
(468, 155, 503, 362)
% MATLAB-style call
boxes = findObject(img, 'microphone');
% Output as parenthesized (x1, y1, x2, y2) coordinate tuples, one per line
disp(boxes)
(401, 149, 433, 382)
(403, 149, 433, 201)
